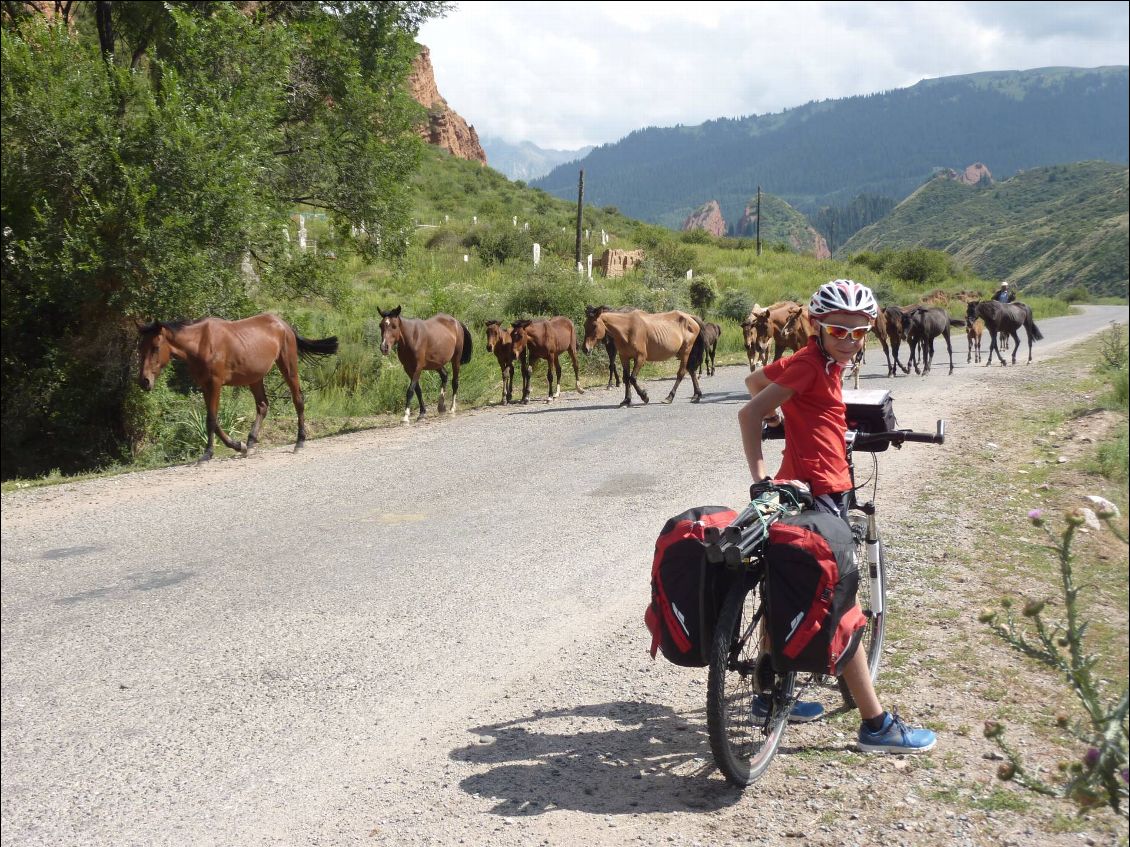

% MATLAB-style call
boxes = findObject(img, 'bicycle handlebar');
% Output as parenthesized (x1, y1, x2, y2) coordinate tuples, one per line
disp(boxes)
(763, 419, 946, 447)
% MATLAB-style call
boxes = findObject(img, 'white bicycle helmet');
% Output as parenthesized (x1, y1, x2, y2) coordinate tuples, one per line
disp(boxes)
(809, 279, 878, 319)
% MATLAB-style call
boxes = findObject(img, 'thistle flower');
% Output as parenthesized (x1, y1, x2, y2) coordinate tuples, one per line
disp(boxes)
(983, 720, 1004, 739)
(997, 762, 1016, 781)
(1028, 509, 1045, 526)
(1065, 508, 1087, 528)
(1084, 747, 1100, 769)
(1022, 599, 1045, 617)
(978, 608, 997, 623)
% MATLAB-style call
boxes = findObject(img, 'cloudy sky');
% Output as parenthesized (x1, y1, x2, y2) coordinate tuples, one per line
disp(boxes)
(418, 1, 1130, 151)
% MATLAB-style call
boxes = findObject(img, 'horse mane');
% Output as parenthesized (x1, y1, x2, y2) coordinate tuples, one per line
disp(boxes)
(138, 318, 202, 335)
(511, 319, 533, 330)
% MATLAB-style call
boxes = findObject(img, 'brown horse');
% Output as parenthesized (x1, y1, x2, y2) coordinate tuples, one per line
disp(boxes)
(136, 314, 338, 462)
(880, 305, 913, 376)
(741, 306, 772, 372)
(378, 306, 472, 423)
(966, 317, 985, 363)
(774, 304, 812, 361)
(485, 320, 518, 405)
(696, 321, 722, 377)
(582, 305, 705, 406)
(510, 316, 584, 403)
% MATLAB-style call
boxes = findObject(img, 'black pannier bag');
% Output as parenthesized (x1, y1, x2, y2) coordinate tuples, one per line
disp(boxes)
(765, 511, 867, 676)
(843, 388, 898, 452)
(646, 506, 738, 667)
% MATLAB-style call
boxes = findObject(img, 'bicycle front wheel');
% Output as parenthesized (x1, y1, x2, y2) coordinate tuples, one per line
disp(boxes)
(706, 579, 793, 786)
(840, 516, 887, 707)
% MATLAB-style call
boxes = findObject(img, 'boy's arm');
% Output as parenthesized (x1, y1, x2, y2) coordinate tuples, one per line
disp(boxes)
(737, 374, 795, 482)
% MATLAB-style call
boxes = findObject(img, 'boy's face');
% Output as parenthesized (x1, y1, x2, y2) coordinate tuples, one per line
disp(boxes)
(817, 312, 872, 365)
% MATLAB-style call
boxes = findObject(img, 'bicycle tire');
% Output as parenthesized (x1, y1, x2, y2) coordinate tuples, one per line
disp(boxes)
(706, 578, 794, 786)
(840, 516, 887, 708)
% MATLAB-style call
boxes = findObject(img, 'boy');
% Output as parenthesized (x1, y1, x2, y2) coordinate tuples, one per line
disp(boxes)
(736, 279, 936, 753)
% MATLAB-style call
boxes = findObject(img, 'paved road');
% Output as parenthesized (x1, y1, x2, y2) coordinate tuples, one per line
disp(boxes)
(1, 305, 1125, 846)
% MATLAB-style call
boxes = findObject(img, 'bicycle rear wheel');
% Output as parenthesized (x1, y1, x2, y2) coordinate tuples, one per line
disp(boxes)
(706, 578, 794, 786)
(840, 516, 887, 707)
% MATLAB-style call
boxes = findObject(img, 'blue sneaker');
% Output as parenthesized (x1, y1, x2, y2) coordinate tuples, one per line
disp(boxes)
(857, 711, 936, 754)
(753, 693, 824, 724)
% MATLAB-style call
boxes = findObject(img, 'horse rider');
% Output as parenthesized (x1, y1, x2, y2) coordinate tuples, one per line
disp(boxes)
(993, 281, 1016, 304)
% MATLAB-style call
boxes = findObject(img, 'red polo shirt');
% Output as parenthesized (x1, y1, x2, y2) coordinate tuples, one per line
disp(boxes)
(761, 338, 851, 496)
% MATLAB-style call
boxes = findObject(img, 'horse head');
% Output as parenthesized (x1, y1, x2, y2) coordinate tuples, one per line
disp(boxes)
(509, 319, 533, 356)
(378, 305, 403, 354)
(965, 300, 980, 323)
(484, 319, 511, 355)
(582, 305, 608, 354)
(136, 322, 172, 391)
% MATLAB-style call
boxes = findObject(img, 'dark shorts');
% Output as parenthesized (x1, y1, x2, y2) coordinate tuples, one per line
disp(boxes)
(813, 491, 850, 524)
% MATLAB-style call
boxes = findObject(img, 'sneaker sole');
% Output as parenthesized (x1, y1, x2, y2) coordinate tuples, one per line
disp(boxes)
(856, 738, 937, 754)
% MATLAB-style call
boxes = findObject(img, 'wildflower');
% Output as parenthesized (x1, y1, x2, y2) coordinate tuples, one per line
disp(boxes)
(1084, 495, 1120, 519)
(997, 762, 1016, 781)
(1065, 508, 1087, 528)
(978, 608, 997, 623)
(1084, 747, 1100, 769)
(1028, 509, 1044, 526)
(1022, 599, 1045, 617)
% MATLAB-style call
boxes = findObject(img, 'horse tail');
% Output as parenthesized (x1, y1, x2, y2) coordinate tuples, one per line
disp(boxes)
(460, 322, 473, 364)
(949, 318, 966, 327)
(1025, 309, 1044, 341)
(296, 333, 339, 360)
(687, 317, 707, 372)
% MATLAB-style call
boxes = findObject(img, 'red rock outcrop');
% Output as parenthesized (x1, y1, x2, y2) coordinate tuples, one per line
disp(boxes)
(959, 162, 993, 185)
(682, 200, 726, 237)
(408, 46, 487, 165)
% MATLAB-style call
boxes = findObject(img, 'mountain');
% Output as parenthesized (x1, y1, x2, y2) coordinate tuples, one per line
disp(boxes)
(732, 193, 830, 258)
(532, 67, 1129, 230)
(840, 161, 1129, 297)
(408, 46, 487, 165)
(480, 136, 594, 182)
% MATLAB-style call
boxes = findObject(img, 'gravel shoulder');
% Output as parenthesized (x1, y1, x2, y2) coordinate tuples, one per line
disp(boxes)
(2, 307, 1127, 847)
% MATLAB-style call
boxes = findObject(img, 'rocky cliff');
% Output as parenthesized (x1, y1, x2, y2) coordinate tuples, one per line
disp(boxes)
(407, 46, 487, 165)
(735, 203, 830, 259)
(681, 200, 726, 237)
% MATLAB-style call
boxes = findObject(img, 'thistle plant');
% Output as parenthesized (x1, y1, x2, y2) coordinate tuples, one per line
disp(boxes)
(979, 497, 1129, 816)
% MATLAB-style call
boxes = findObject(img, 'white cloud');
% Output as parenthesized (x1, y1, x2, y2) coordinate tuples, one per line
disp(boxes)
(418, 1, 1130, 150)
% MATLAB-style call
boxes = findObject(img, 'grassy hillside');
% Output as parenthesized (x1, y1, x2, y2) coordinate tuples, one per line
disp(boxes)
(840, 162, 1129, 298)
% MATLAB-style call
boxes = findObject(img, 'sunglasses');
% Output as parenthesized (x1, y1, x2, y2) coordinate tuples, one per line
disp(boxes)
(818, 322, 871, 341)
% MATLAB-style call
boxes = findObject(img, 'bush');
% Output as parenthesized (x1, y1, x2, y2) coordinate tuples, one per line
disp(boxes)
(503, 261, 596, 321)
(689, 276, 718, 315)
(425, 228, 463, 250)
(886, 248, 953, 285)
(717, 288, 753, 322)
(680, 228, 714, 245)
(462, 224, 531, 266)
(1059, 285, 1090, 304)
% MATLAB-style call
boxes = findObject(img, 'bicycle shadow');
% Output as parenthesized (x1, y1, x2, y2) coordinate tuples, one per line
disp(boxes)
(451, 700, 744, 816)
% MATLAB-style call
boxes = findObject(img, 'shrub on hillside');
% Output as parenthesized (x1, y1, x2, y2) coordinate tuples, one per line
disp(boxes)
(503, 262, 596, 321)
(717, 288, 754, 322)
(689, 276, 718, 315)
(1059, 285, 1090, 304)
(680, 228, 714, 245)
(462, 224, 531, 266)
(425, 228, 462, 250)
(886, 248, 953, 285)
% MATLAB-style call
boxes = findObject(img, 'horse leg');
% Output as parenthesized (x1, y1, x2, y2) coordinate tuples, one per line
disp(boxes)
(500, 363, 510, 405)
(548, 354, 560, 402)
(605, 338, 618, 389)
(568, 346, 584, 394)
(1010, 330, 1021, 365)
(436, 366, 449, 414)
(277, 356, 309, 448)
(629, 357, 649, 405)
(664, 362, 686, 404)
(450, 361, 460, 413)
(204, 381, 243, 459)
(687, 356, 704, 402)
(520, 354, 532, 404)
(247, 380, 270, 453)
(944, 331, 954, 376)
(402, 375, 419, 423)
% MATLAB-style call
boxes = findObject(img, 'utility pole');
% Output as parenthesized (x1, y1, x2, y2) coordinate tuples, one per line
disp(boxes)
(575, 169, 585, 269)
(756, 185, 762, 256)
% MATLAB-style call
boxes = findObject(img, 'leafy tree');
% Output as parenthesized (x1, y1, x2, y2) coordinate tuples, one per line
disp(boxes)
(1, 1, 448, 477)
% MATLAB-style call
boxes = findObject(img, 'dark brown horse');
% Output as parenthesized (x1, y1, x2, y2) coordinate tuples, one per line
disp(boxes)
(966, 317, 985, 364)
(485, 320, 517, 405)
(582, 306, 705, 406)
(900, 306, 963, 375)
(510, 316, 584, 403)
(136, 314, 338, 462)
(880, 305, 913, 376)
(966, 300, 1044, 366)
(378, 306, 472, 423)
(696, 321, 722, 377)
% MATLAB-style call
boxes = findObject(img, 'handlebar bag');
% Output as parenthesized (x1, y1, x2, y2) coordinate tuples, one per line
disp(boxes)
(765, 511, 867, 676)
(646, 506, 738, 667)
(843, 388, 898, 452)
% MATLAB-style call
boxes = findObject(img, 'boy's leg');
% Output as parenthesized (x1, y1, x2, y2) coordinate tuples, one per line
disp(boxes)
(840, 643, 883, 720)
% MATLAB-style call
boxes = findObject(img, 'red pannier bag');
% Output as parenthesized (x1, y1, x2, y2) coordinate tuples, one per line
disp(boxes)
(645, 506, 738, 667)
(765, 511, 867, 676)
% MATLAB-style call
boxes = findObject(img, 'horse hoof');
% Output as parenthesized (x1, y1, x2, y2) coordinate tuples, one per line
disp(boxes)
(692, 395, 702, 403)
(618, 399, 631, 408)
(662, 396, 674, 404)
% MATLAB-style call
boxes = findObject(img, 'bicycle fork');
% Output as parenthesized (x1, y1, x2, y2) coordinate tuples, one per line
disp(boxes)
(855, 504, 884, 616)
